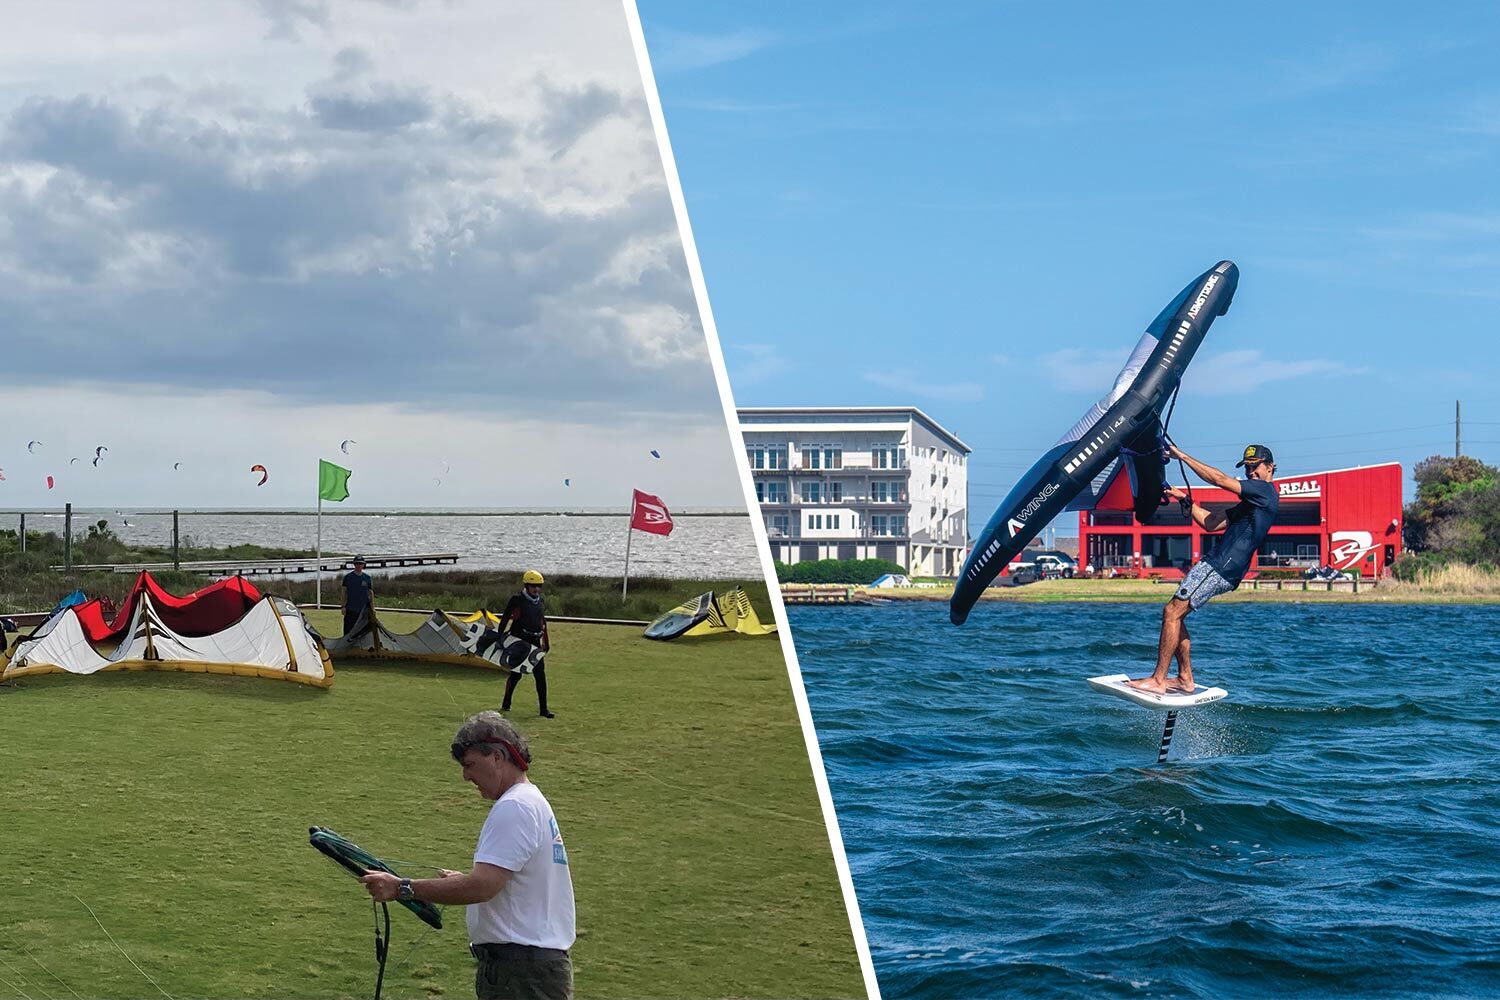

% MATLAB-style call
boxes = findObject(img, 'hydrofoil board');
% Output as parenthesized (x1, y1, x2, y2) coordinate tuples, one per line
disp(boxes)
(1087, 673, 1226, 711)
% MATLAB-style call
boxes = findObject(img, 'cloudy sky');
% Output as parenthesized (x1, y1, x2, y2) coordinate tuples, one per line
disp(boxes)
(641, 1, 1500, 523)
(0, 0, 745, 510)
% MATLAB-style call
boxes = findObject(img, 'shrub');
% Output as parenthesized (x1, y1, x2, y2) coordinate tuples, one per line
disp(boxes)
(774, 558, 906, 584)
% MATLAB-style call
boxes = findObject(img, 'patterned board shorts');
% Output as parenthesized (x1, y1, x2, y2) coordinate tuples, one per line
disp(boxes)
(1175, 561, 1235, 611)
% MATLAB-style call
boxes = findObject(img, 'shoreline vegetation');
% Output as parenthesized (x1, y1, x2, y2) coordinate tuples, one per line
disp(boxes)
(0, 528, 769, 622)
(808, 562, 1500, 605)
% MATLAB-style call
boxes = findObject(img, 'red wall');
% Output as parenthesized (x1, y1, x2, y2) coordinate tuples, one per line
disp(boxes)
(1075, 463, 1403, 579)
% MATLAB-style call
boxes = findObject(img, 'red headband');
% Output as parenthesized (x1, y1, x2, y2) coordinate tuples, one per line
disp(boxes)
(486, 737, 529, 771)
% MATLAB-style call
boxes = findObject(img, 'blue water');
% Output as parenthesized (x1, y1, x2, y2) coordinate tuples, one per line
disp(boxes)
(792, 601, 1500, 998)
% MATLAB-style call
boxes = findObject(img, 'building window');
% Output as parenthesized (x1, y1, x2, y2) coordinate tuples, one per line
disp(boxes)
(824, 447, 842, 470)
(755, 481, 764, 502)
(765, 482, 788, 504)
(767, 447, 787, 470)
(1274, 502, 1321, 527)
(892, 515, 907, 535)
(801, 446, 821, 470)
(747, 447, 765, 470)
(770, 515, 790, 538)
(1261, 534, 1320, 567)
(871, 515, 888, 535)
(831, 514, 840, 530)
(830, 481, 843, 502)
(800, 481, 822, 503)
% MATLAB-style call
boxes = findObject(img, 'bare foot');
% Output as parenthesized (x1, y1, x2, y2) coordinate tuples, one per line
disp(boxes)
(1167, 678, 1196, 694)
(1127, 676, 1170, 694)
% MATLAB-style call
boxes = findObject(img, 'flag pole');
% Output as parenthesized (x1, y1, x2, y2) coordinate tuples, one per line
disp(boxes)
(316, 488, 323, 609)
(622, 513, 634, 601)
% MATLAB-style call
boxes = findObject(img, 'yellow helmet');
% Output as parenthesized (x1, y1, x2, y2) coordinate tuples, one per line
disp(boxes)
(522, 570, 545, 586)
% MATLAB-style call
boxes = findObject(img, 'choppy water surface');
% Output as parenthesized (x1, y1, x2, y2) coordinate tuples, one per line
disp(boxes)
(5, 510, 761, 579)
(792, 601, 1500, 998)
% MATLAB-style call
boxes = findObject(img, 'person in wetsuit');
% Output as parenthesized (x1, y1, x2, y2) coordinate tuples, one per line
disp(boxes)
(1129, 443, 1280, 695)
(340, 556, 373, 637)
(500, 570, 554, 719)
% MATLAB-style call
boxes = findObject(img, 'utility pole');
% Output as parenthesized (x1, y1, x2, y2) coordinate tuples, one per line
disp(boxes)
(1456, 400, 1462, 458)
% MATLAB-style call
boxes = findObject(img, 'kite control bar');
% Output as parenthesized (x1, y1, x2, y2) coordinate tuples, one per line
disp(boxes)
(309, 826, 444, 929)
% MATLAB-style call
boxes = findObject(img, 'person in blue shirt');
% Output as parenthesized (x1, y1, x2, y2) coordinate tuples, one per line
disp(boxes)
(1130, 444, 1280, 695)
(340, 555, 374, 636)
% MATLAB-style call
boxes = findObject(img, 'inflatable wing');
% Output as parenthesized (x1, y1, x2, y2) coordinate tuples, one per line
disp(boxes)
(643, 588, 777, 640)
(951, 260, 1239, 625)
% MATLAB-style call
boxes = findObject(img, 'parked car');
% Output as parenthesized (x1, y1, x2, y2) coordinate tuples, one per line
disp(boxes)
(1030, 551, 1077, 579)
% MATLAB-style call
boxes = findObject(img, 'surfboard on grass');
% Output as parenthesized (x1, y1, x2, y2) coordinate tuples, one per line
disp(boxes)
(1087, 673, 1227, 711)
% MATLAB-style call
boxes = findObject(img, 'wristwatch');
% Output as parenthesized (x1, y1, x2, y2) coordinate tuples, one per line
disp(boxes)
(398, 878, 415, 902)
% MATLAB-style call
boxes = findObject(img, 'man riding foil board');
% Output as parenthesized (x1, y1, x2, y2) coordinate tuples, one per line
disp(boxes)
(1129, 443, 1279, 695)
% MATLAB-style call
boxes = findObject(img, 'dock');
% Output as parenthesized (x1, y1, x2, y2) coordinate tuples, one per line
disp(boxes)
(780, 584, 881, 606)
(52, 552, 460, 576)
(1244, 576, 1364, 593)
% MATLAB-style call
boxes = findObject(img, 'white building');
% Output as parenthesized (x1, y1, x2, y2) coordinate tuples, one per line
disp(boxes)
(738, 407, 971, 577)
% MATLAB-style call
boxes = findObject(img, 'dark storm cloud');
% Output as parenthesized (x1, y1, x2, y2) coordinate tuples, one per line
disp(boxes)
(531, 80, 626, 155)
(0, 69, 714, 415)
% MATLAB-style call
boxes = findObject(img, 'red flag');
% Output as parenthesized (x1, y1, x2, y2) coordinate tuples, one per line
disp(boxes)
(630, 489, 674, 536)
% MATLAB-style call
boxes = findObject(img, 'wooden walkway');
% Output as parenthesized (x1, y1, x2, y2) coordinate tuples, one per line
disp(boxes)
(780, 584, 879, 605)
(54, 552, 460, 576)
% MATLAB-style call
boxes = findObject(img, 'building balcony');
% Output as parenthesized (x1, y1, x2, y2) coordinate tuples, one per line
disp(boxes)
(754, 496, 911, 508)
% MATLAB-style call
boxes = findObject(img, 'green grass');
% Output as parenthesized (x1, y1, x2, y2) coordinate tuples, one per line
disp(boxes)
(0, 613, 862, 999)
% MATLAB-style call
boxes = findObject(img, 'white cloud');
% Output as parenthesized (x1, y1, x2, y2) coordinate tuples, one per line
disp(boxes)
(730, 343, 787, 384)
(0, 383, 739, 509)
(1040, 348, 1126, 394)
(643, 27, 778, 74)
(862, 371, 984, 404)
(1186, 349, 1369, 394)
(0, 0, 745, 507)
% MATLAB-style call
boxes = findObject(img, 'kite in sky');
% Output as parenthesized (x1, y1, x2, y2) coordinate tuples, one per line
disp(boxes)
(27, 441, 42, 453)
(251, 464, 269, 486)
(341, 439, 356, 455)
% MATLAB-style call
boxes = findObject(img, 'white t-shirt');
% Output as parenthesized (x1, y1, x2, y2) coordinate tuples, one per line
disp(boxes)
(467, 781, 576, 950)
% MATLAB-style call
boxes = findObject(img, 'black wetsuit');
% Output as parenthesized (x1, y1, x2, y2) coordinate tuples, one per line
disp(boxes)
(499, 592, 552, 715)
(1202, 479, 1279, 586)
(340, 571, 373, 635)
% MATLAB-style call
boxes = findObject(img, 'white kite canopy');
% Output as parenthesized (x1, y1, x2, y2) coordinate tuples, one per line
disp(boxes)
(325, 607, 508, 670)
(2, 593, 333, 687)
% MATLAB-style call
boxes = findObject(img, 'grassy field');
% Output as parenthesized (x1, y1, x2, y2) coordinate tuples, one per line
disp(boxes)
(863, 574, 1500, 604)
(0, 612, 862, 999)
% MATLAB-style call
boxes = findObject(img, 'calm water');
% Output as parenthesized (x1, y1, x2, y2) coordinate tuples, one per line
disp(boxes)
(4, 510, 762, 579)
(792, 601, 1500, 998)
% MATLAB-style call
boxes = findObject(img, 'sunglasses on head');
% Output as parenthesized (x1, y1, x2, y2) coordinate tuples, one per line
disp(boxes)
(451, 737, 529, 770)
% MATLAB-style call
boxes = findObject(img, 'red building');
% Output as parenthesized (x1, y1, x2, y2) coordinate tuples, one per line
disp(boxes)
(1077, 462, 1403, 579)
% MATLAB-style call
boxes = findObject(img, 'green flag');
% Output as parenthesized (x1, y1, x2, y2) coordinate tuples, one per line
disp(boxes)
(318, 459, 352, 502)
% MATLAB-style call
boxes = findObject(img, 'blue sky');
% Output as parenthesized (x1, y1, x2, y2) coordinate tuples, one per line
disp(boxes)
(639, 2, 1500, 532)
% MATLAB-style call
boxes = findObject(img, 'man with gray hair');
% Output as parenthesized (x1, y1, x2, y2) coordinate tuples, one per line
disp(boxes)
(361, 711, 576, 1000)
